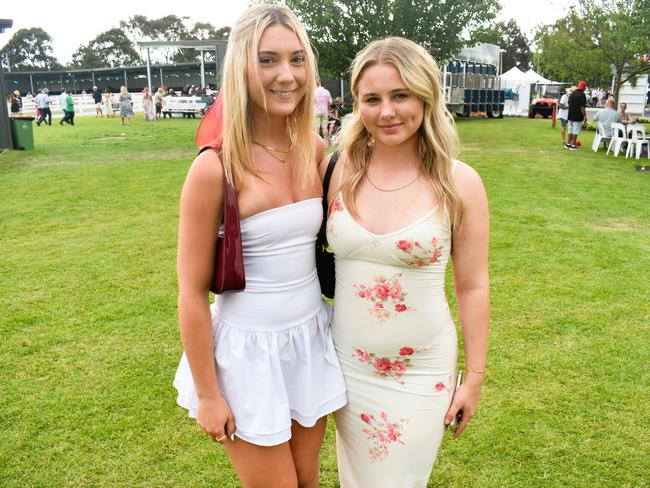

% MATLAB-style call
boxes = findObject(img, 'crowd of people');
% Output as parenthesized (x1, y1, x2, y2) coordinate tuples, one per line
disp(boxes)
(6, 84, 197, 126)
(584, 87, 612, 108)
(9, 80, 340, 129)
(557, 82, 641, 150)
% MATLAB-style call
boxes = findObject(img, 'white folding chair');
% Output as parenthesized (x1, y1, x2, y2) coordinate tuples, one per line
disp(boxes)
(606, 123, 628, 157)
(625, 124, 650, 159)
(592, 121, 609, 152)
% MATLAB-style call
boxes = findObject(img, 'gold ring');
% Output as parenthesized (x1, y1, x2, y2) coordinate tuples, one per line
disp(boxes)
(216, 434, 227, 443)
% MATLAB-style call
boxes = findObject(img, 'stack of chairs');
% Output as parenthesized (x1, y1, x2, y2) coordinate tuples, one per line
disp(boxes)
(604, 123, 650, 159)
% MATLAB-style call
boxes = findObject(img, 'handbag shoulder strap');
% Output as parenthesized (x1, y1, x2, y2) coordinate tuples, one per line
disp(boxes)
(199, 145, 241, 235)
(322, 150, 341, 218)
(318, 150, 341, 248)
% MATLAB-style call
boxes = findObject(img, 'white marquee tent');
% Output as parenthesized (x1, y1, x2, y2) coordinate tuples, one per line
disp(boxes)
(500, 67, 532, 116)
(500, 67, 560, 115)
(524, 69, 552, 84)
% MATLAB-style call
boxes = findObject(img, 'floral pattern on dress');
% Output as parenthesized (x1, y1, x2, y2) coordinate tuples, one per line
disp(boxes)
(360, 411, 410, 462)
(434, 375, 454, 395)
(352, 346, 419, 385)
(326, 196, 344, 237)
(328, 196, 343, 217)
(353, 273, 414, 324)
(395, 237, 443, 267)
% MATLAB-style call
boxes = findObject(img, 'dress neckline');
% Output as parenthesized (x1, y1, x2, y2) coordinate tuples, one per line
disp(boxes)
(338, 192, 441, 238)
(240, 197, 321, 223)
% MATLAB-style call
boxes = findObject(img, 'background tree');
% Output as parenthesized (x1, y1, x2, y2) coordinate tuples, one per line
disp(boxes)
(71, 28, 141, 69)
(187, 23, 231, 62)
(286, 0, 500, 77)
(534, 0, 650, 100)
(472, 19, 532, 72)
(0, 27, 61, 71)
(214, 26, 231, 40)
(120, 15, 191, 64)
(118, 16, 228, 65)
(533, 23, 611, 86)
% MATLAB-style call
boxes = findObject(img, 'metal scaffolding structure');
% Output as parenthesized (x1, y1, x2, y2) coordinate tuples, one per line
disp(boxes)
(136, 40, 228, 92)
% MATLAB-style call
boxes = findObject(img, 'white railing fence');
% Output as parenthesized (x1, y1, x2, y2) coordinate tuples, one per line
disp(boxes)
(6, 93, 205, 118)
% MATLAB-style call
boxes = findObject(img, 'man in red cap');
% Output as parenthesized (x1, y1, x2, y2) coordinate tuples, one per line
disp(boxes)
(566, 80, 587, 149)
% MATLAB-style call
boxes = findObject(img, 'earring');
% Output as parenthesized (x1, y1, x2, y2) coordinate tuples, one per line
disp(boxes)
(367, 136, 375, 147)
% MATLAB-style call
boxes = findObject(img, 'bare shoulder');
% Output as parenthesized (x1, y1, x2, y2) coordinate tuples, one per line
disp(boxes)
(318, 149, 333, 181)
(313, 131, 325, 164)
(451, 160, 486, 199)
(184, 148, 224, 192)
(180, 149, 225, 217)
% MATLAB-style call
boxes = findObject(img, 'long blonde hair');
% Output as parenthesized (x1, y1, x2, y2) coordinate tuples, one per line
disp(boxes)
(221, 4, 317, 186)
(339, 37, 463, 228)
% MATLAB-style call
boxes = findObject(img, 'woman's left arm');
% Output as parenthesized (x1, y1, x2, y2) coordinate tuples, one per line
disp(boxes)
(445, 161, 490, 438)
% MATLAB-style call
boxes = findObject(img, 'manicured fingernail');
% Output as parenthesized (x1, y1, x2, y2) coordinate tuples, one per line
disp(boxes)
(230, 434, 235, 442)
(444, 419, 450, 425)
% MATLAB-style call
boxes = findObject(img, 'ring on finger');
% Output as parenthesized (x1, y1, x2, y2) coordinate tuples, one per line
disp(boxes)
(216, 434, 227, 443)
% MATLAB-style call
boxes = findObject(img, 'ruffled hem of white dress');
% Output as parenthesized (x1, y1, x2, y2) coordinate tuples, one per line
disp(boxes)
(173, 300, 347, 446)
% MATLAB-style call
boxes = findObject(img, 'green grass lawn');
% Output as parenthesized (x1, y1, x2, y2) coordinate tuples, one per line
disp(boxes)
(1, 116, 649, 487)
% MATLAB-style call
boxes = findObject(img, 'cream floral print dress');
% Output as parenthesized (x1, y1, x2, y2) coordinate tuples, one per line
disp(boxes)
(328, 170, 458, 487)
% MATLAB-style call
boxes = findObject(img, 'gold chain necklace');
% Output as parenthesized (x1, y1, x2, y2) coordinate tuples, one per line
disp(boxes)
(253, 140, 292, 153)
(254, 142, 290, 170)
(365, 170, 420, 192)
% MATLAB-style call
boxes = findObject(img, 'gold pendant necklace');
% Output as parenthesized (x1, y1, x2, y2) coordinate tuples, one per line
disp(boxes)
(254, 142, 289, 170)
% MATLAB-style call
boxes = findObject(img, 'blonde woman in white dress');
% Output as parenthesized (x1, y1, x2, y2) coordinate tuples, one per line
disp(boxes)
(322, 37, 489, 487)
(102, 89, 113, 117)
(173, 5, 346, 487)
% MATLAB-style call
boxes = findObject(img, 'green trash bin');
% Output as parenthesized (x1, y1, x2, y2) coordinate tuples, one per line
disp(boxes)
(9, 116, 35, 150)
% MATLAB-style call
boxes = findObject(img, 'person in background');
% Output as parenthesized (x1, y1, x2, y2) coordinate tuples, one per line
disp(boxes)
(618, 103, 637, 125)
(102, 89, 113, 117)
(92, 86, 103, 117)
(142, 87, 156, 121)
(35, 89, 52, 126)
(9, 92, 20, 116)
(314, 77, 332, 141)
(16, 91, 23, 114)
(557, 86, 572, 147)
(593, 98, 622, 137)
(60, 91, 75, 126)
(327, 96, 343, 145)
(59, 89, 69, 124)
(154, 87, 165, 120)
(566, 80, 587, 150)
(119, 86, 134, 125)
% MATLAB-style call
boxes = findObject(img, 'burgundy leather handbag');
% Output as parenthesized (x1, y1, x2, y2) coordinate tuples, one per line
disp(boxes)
(203, 147, 246, 294)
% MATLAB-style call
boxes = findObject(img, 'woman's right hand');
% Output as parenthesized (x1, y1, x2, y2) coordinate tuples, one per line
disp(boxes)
(196, 395, 236, 443)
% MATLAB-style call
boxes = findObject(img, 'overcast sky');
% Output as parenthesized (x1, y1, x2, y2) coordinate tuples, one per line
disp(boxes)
(0, 0, 572, 65)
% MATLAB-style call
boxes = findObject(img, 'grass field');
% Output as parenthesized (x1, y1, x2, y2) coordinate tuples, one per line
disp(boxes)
(1, 115, 649, 487)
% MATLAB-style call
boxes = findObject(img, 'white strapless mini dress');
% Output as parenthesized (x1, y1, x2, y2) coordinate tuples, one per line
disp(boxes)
(173, 198, 347, 446)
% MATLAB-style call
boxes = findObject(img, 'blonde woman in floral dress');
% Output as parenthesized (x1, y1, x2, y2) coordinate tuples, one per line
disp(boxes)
(322, 37, 489, 487)
(142, 87, 156, 121)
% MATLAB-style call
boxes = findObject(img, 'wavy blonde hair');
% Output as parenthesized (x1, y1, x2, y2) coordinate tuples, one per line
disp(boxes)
(221, 4, 317, 186)
(339, 37, 463, 229)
